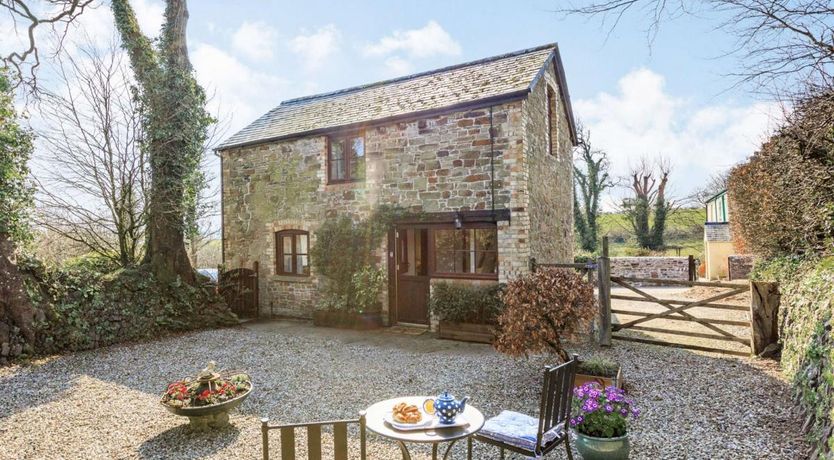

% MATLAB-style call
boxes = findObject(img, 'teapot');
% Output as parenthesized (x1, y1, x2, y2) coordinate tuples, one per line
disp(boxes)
(425, 392, 469, 424)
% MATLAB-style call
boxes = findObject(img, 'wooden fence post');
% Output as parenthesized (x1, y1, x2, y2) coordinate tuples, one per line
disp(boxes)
(597, 237, 612, 346)
(688, 255, 696, 281)
(750, 281, 780, 355)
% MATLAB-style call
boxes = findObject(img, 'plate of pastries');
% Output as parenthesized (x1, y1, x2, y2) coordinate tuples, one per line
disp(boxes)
(384, 401, 432, 430)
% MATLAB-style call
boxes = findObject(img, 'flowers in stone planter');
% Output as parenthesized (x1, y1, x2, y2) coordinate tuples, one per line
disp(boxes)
(570, 382, 639, 438)
(161, 372, 251, 409)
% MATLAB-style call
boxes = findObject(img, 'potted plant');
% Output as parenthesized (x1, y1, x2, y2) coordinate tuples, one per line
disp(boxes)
(160, 361, 253, 430)
(576, 355, 623, 389)
(570, 382, 639, 460)
(430, 282, 504, 343)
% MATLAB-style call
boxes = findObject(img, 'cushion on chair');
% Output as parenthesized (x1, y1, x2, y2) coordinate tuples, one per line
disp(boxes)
(478, 410, 564, 453)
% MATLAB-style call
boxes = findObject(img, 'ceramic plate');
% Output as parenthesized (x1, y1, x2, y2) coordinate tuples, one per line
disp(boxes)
(383, 411, 433, 430)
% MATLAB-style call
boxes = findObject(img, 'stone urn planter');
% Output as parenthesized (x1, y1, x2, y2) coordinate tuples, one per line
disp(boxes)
(575, 433, 631, 460)
(160, 361, 253, 430)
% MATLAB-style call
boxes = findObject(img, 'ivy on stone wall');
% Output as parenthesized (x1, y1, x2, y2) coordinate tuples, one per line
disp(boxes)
(754, 257, 834, 457)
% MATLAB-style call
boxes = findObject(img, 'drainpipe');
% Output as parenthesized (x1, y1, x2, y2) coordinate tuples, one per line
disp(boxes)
(489, 106, 496, 221)
(214, 149, 225, 265)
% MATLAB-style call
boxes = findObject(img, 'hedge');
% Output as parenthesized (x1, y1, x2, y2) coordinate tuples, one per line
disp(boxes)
(754, 257, 834, 457)
(428, 282, 504, 324)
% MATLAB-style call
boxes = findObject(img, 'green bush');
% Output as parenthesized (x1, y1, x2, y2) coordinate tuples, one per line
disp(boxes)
(351, 265, 387, 313)
(758, 256, 834, 457)
(577, 355, 619, 378)
(428, 282, 505, 324)
(311, 206, 411, 312)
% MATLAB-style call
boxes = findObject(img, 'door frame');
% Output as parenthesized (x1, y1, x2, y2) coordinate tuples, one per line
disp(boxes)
(389, 224, 432, 326)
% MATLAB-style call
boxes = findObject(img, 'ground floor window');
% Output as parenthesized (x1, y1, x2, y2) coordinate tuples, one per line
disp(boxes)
(431, 226, 498, 277)
(275, 230, 309, 276)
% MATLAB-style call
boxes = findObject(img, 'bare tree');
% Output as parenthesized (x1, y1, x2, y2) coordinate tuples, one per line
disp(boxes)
(689, 170, 730, 206)
(621, 157, 674, 249)
(1, 0, 95, 92)
(574, 125, 614, 252)
(561, 0, 834, 94)
(35, 40, 147, 266)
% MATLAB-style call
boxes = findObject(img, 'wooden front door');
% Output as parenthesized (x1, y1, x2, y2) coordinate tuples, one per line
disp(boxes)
(395, 227, 430, 325)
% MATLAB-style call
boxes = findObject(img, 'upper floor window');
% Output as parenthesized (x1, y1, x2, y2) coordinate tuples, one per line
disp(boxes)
(328, 132, 365, 183)
(546, 85, 558, 157)
(276, 230, 310, 276)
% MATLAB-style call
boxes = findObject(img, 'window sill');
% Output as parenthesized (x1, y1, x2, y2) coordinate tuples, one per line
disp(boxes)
(272, 275, 313, 283)
(325, 180, 365, 191)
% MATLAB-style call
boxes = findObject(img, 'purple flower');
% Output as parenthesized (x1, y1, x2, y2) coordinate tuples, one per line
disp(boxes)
(605, 404, 613, 413)
(632, 408, 641, 419)
(576, 415, 584, 423)
(570, 418, 577, 427)
(620, 408, 628, 416)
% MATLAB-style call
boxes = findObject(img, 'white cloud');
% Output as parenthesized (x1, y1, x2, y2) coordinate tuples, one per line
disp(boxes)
(232, 21, 278, 61)
(362, 21, 461, 58)
(191, 43, 291, 135)
(288, 25, 341, 71)
(575, 68, 782, 204)
(383, 56, 414, 77)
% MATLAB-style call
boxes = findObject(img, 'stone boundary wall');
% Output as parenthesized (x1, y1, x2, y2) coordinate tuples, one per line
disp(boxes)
(728, 255, 755, 280)
(610, 257, 692, 282)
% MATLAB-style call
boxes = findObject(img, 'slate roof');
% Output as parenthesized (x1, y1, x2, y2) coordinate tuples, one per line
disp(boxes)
(219, 43, 574, 150)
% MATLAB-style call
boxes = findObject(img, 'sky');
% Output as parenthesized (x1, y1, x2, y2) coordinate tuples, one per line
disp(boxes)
(5, 0, 785, 208)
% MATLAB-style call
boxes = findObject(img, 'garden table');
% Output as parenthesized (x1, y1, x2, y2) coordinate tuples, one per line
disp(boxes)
(364, 396, 485, 460)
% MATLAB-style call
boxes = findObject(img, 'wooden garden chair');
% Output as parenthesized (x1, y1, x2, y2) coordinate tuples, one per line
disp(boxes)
(261, 411, 367, 460)
(467, 355, 579, 459)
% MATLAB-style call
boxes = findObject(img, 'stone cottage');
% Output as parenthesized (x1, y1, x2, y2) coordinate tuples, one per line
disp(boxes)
(217, 43, 577, 326)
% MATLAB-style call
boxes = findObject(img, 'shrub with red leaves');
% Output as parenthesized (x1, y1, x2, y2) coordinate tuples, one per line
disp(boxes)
(494, 268, 596, 361)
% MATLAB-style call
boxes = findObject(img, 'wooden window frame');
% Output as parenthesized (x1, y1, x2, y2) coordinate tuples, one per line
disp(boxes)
(275, 230, 310, 277)
(428, 223, 499, 280)
(326, 131, 365, 184)
(546, 85, 556, 157)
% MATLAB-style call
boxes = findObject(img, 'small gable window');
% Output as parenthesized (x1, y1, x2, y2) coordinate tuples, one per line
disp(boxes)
(546, 85, 558, 157)
(327, 132, 365, 183)
(275, 230, 310, 276)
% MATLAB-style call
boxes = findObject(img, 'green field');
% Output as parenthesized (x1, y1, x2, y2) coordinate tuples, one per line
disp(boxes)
(583, 207, 706, 259)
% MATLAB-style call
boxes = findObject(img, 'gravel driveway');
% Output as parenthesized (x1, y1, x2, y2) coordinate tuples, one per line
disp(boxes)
(0, 321, 807, 459)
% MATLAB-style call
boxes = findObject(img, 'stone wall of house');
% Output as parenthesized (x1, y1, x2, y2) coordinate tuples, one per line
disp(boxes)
(524, 59, 574, 264)
(221, 99, 546, 318)
(610, 257, 692, 282)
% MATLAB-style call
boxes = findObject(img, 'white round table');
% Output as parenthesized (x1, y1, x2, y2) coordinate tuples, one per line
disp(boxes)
(364, 396, 485, 460)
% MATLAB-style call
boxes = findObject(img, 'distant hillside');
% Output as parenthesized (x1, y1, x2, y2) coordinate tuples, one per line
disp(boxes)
(583, 207, 705, 259)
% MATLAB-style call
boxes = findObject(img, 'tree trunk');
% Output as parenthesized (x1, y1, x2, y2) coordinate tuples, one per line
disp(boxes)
(112, 0, 200, 285)
(0, 232, 36, 359)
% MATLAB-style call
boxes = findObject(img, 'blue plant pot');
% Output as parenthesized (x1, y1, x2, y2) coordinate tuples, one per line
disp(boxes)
(574, 432, 630, 460)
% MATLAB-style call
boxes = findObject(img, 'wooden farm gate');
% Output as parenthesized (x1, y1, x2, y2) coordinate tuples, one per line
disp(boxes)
(218, 261, 259, 319)
(596, 238, 754, 357)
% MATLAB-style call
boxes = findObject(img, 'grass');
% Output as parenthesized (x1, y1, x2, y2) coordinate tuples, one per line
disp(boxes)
(583, 207, 705, 259)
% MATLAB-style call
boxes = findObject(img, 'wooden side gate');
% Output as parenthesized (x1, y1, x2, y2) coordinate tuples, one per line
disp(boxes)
(596, 237, 756, 357)
(219, 261, 260, 319)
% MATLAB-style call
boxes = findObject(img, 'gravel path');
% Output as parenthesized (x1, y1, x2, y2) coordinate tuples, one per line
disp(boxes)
(0, 321, 807, 459)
